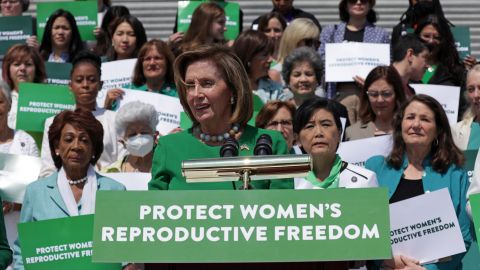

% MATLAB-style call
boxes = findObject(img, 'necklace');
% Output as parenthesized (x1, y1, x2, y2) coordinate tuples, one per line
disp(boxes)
(68, 176, 88, 185)
(194, 123, 240, 143)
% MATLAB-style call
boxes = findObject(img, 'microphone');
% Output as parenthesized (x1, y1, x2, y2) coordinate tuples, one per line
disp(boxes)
(220, 137, 239, 157)
(254, 134, 272, 156)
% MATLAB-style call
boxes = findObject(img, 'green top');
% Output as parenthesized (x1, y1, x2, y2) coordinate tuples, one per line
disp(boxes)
(421, 64, 437, 84)
(467, 121, 480, 150)
(149, 125, 293, 190)
(0, 196, 12, 268)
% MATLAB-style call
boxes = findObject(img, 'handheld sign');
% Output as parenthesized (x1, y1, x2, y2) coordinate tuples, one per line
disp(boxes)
(389, 189, 466, 264)
(410, 84, 460, 124)
(325, 43, 390, 82)
(0, 15, 33, 55)
(97, 59, 136, 106)
(338, 135, 393, 167)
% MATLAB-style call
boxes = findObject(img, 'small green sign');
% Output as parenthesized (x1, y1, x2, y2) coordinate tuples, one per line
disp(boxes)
(16, 83, 75, 132)
(93, 189, 391, 263)
(470, 194, 480, 249)
(36, 1, 97, 42)
(177, 0, 240, 40)
(0, 15, 33, 55)
(18, 215, 121, 270)
(45, 62, 72, 86)
(451, 26, 471, 59)
(464, 149, 478, 184)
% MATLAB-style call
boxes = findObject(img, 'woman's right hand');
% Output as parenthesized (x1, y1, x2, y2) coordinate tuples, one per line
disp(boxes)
(2, 201, 13, 214)
(104, 88, 125, 110)
(382, 255, 424, 270)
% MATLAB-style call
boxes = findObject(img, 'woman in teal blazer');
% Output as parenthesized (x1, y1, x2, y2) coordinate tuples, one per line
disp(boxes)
(13, 109, 125, 270)
(366, 95, 471, 270)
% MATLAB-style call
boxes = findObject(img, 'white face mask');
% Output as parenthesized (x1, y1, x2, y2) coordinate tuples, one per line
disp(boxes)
(125, 134, 154, 157)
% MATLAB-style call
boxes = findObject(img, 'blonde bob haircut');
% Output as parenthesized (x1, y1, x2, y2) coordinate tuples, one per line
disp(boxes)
(174, 45, 253, 127)
(277, 18, 320, 63)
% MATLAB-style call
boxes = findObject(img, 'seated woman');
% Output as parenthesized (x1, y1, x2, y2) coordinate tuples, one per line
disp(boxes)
(149, 45, 292, 191)
(282, 47, 325, 107)
(293, 97, 377, 189)
(232, 30, 285, 104)
(0, 80, 38, 156)
(40, 51, 123, 177)
(2, 44, 46, 129)
(39, 9, 85, 63)
(255, 100, 296, 153)
(13, 109, 125, 269)
(345, 66, 406, 141)
(365, 94, 471, 270)
(104, 39, 177, 109)
(104, 15, 147, 61)
(452, 64, 480, 150)
(103, 101, 158, 173)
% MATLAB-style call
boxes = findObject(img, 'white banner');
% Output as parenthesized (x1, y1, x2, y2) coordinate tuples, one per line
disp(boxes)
(117, 89, 183, 134)
(97, 58, 137, 106)
(410, 84, 460, 124)
(337, 135, 393, 167)
(389, 189, 466, 264)
(0, 153, 41, 204)
(101, 172, 150, 191)
(325, 43, 390, 82)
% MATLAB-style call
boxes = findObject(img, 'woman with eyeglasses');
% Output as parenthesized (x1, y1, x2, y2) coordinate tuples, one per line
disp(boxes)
(345, 66, 407, 141)
(320, 0, 389, 124)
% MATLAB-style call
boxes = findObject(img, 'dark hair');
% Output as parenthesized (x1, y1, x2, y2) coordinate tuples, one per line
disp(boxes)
(414, 15, 464, 85)
(388, 94, 464, 173)
(2, 44, 46, 90)
(399, 0, 451, 28)
(94, 5, 130, 56)
(255, 100, 296, 128)
(48, 108, 104, 169)
(257, 11, 287, 32)
(39, 9, 85, 63)
(293, 97, 343, 135)
(359, 66, 406, 124)
(106, 15, 147, 61)
(174, 45, 253, 127)
(180, 2, 225, 53)
(132, 39, 175, 86)
(392, 33, 428, 62)
(232, 30, 273, 75)
(70, 50, 102, 78)
(339, 0, 377, 23)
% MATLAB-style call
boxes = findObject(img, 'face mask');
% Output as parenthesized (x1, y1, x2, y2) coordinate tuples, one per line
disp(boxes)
(125, 134, 154, 157)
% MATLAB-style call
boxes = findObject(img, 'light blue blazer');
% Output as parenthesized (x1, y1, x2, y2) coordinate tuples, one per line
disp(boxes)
(13, 172, 125, 270)
(365, 155, 471, 270)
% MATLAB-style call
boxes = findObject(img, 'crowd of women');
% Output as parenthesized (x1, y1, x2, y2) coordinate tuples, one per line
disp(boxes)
(0, 0, 480, 269)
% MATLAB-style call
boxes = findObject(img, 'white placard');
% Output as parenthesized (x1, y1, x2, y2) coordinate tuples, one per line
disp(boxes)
(97, 58, 137, 106)
(325, 43, 390, 82)
(410, 84, 460, 124)
(117, 89, 184, 134)
(0, 153, 41, 203)
(101, 172, 150, 191)
(390, 189, 466, 264)
(338, 135, 393, 167)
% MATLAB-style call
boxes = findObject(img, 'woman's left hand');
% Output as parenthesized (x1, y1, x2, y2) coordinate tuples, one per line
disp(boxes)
(463, 55, 477, 70)
(353, 75, 365, 89)
(122, 263, 140, 270)
(26, 36, 39, 50)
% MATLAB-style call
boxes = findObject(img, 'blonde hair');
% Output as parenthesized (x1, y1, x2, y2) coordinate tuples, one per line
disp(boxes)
(277, 18, 320, 63)
(463, 64, 480, 120)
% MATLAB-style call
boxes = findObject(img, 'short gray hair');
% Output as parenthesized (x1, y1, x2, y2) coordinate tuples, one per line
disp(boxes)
(115, 101, 159, 137)
(282, 47, 324, 86)
(0, 80, 12, 106)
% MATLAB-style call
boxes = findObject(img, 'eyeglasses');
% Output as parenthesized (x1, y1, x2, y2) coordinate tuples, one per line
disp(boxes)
(0, 0, 19, 4)
(300, 38, 320, 50)
(366, 90, 394, 99)
(420, 33, 441, 42)
(266, 120, 293, 128)
(347, 0, 369, 4)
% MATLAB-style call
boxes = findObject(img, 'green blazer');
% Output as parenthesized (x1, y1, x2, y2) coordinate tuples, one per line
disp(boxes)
(149, 125, 293, 190)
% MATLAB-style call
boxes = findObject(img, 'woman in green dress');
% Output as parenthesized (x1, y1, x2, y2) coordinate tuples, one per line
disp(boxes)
(148, 45, 292, 190)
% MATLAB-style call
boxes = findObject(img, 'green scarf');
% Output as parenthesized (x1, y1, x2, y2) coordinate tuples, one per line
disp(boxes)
(305, 155, 343, 189)
(421, 64, 437, 84)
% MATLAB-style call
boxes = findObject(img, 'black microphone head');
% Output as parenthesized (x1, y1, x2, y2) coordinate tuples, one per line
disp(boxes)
(220, 137, 239, 157)
(254, 134, 273, 155)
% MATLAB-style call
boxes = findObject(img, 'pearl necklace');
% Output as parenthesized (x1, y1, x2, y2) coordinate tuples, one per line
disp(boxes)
(194, 124, 240, 143)
(68, 176, 88, 185)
